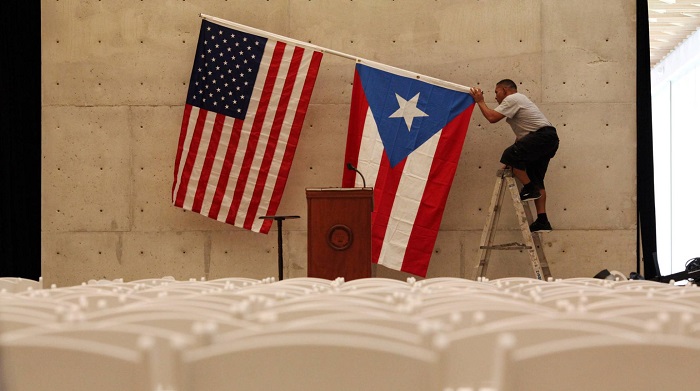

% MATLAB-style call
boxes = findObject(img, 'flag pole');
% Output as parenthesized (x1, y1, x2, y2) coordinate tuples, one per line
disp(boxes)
(199, 14, 473, 93)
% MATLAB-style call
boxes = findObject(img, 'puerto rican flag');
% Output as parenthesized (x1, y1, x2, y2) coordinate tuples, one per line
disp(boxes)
(172, 19, 322, 233)
(342, 62, 475, 277)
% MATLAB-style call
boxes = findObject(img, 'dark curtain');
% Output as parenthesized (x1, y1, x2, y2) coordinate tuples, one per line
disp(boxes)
(636, 0, 659, 279)
(0, 3, 42, 279)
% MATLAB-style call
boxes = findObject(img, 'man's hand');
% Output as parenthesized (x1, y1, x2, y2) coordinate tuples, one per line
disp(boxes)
(469, 86, 505, 124)
(470, 87, 485, 103)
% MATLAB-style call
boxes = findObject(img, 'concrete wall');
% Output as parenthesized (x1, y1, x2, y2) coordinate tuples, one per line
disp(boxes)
(41, 0, 638, 287)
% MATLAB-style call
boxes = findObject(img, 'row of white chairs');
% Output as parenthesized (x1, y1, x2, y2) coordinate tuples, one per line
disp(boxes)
(1, 275, 699, 390)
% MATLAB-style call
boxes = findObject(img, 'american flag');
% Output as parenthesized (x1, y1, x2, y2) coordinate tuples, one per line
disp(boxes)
(342, 63, 475, 277)
(172, 19, 323, 233)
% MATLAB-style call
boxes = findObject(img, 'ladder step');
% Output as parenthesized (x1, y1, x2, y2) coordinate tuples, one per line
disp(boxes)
(480, 242, 531, 251)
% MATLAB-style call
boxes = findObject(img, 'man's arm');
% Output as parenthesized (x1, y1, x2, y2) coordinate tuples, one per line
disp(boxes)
(469, 87, 505, 123)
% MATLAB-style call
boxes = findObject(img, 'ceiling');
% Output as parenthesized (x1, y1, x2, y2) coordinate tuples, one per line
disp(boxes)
(648, 0, 700, 67)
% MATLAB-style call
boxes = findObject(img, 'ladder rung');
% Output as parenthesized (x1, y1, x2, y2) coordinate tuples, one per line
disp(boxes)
(480, 242, 532, 250)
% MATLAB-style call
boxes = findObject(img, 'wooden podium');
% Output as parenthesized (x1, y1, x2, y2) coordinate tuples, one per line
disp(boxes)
(306, 188, 373, 281)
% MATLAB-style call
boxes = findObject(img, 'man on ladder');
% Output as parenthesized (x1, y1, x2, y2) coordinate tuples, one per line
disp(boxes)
(469, 79, 560, 233)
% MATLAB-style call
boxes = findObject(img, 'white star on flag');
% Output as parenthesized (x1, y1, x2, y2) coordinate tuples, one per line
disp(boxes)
(389, 92, 428, 131)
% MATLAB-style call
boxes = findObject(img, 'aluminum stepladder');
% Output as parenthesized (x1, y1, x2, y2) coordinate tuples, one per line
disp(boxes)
(475, 169, 552, 280)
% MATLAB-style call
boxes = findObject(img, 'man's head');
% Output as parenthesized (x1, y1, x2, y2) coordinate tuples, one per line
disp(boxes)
(495, 79, 517, 104)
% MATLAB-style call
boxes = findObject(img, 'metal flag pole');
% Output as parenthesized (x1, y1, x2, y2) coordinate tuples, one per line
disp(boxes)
(199, 14, 472, 93)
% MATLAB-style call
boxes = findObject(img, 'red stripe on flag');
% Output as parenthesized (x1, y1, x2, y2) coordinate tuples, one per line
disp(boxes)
(226, 42, 286, 225)
(400, 105, 475, 276)
(342, 69, 369, 188)
(174, 108, 208, 207)
(259, 50, 324, 233)
(208, 119, 243, 220)
(243, 46, 305, 230)
(371, 155, 405, 264)
(192, 113, 226, 213)
(172, 104, 194, 203)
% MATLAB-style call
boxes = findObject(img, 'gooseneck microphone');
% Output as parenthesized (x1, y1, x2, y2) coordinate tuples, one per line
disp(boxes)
(346, 162, 366, 188)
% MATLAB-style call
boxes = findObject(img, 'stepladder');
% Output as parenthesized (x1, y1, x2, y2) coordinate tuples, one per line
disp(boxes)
(475, 169, 552, 281)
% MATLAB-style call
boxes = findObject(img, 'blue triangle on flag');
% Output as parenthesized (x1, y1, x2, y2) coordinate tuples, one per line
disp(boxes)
(356, 64, 474, 167)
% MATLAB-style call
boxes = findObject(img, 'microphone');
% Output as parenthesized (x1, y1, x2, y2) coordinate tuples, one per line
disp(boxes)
(346, 162, 366, 188)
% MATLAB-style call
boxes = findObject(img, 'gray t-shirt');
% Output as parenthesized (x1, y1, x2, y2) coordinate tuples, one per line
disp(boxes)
(494, 93, 552, 139)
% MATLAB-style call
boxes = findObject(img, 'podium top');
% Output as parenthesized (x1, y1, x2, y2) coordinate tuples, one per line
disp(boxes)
(306, 187, 374, 201)
(258, 215, 300, 221)
(305, 187, 373, 191)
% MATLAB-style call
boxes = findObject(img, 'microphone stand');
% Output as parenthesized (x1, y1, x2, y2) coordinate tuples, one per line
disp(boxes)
(346, 162, 373, 211)
(346, 162, 366, 188)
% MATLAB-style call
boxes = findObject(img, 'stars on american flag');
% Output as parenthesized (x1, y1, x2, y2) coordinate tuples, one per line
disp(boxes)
(186, 21, 268, 119)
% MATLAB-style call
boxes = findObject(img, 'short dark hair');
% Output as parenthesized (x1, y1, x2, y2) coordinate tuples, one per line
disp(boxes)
(497, 79, 518, 91)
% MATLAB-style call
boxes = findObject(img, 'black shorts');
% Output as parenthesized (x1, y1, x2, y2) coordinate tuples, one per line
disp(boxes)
(500, 126, 559, 189)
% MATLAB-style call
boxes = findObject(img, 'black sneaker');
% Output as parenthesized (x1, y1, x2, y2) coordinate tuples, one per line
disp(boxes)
(519, 185, 541, 201)
(529, 219, 552, 233)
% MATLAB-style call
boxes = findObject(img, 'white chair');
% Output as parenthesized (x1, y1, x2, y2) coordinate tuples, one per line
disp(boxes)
(437, 317, 645, 390)
(417, 297, 556, 328)
(262, 291, 406, 312)
(689, 320, 700, 337)
(129, 284, 213, 300)
(412, 277, 501, 292)
(499, 333, 700, 391)
(557, 277, 613, 287)
(180, 331, 440, 391)
(340, 277, 410, 289)
(609, 280, 675, 290)
(143, 292, 251, 312)
(0, 278, 42, 293)
(230, 283, 321, 301)
(244, 300, 411, 332)
(205, 276, 262, 285)
(269, 277, 336, 291)
(126, 276, 179, 286)
(213, 308, 431, 348)
(88, 296, 251, 318)
(525, 288, 618, 310)
(85, 309, 261, 338)
(14, 278, 42, 292)
(591, 307, 699, 335)
(0, 300, 66, 321)
(0, 313, 55, 333)
(48, 293, 147, 314)
(487, 277, 550, 293)
(0, 278, 19, 293)
(0, 333, 154, 391)
(1, 320, 199, 390)
(583, 296, 700, 320)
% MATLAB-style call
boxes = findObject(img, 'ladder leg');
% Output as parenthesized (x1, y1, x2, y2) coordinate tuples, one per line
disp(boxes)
(520, 201, 552, 279)
(475, 170, 507, 280)
(504, 176, 548, 280)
